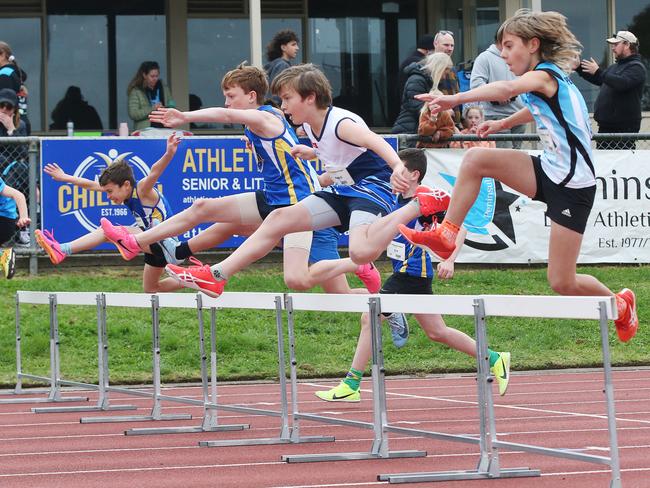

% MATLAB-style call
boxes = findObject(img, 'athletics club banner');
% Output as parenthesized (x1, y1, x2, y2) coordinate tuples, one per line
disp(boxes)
(422, 149, 650, 264)
(40, 136, 397, 250)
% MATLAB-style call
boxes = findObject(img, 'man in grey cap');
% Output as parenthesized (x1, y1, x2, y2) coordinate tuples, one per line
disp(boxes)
(577, 30, 646, 149)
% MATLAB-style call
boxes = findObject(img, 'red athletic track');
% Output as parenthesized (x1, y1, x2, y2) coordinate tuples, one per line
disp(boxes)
(1, 369, 649, 488)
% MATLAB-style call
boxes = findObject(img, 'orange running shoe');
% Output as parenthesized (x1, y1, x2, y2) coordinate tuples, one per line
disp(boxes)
(165, 257, 227, 298)
(415, 186, 451, 216)
(355, 262, 381, 293)
(398, 222, 456, 261)
(614, 288, 638, 342)
(35, 229, 66, 264)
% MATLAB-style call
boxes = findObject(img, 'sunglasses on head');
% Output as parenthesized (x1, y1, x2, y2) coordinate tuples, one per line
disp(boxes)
(438, 30, 454, 37)
(0, 102, 14, 110)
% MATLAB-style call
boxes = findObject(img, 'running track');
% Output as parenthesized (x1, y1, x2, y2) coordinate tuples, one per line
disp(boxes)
(1, 369, 649, 488)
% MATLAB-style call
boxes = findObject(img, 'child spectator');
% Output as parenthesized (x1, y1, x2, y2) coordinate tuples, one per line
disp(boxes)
(450, 106, 496, 149)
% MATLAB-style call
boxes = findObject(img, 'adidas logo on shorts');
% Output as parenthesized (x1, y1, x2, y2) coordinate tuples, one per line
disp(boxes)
(561, 208, 572, 218)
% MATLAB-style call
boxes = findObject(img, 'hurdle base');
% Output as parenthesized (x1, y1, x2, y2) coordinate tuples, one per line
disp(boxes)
(125, 423, 250, 436)
(200, 435, 334, 448)
(283, 450, 427, 464)
(80, 413, 192, 424)
(378, 467, 541, 483)
(0, 395, 88, 405)
(32, 404, 136, 414)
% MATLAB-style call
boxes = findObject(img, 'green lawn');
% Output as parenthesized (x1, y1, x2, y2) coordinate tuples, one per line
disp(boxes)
(1, 262, 648, 387)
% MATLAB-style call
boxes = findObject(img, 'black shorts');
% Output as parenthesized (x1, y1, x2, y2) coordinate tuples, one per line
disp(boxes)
(312, 191, 391, 232)
(144, 242, 167, 268)
(0, 216, 17, 246)
(255, 190, 290, 220)
(380, 272, 433, 296)
(531, 156, 595, 234)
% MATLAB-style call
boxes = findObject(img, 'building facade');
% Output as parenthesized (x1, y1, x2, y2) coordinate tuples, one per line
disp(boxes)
(0, 0, 647, 133)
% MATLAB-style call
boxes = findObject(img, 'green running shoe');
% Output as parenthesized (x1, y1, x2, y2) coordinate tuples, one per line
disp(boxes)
(491, 352, 511, 396)
(315, 381, 360, 402)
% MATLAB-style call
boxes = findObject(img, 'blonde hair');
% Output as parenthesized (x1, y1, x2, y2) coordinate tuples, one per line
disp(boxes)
(271, 63, 332, 109)
(420, 53, 453, 114)
(496, 9, 582, 73)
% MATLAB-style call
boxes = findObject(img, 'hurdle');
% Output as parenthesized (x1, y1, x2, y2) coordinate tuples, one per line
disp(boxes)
(278, 293, 621, 487)
(281, 293, 427, 462)
(197, 292, 334, 447)
(0, 291, 134, 413)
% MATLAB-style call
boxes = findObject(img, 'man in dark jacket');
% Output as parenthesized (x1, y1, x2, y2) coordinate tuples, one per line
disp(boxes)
(577, 30, 646, 149)
(397, 34, 434, 100)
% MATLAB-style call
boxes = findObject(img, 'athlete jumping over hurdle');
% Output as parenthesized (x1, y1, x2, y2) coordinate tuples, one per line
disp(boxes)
(399, 9, 638, 342)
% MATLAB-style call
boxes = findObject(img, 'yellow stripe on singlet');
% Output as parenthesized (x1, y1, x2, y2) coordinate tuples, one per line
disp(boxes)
(274, 138, 298, 204)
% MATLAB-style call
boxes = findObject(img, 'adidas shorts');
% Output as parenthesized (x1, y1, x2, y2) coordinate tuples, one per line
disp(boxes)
(531, 156, 595, 234)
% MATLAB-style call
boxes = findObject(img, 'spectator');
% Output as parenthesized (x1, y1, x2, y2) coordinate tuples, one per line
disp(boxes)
(188, 93, 217, 130)
(0, 42, 21, 93)
(127, 61, 175, 130)
(450, 106, 496, 149)
(416, 53, 457, 149)
(50, 86, 103, 131)
(576, 30, 646, 149)
(470, 38, 526, 148)
(433, 30, 461, 125)
(264, 29, 300, 86)
(0, 176, 30, 279)
(397, 34, 434, 99)
(16, 69, 30, 135)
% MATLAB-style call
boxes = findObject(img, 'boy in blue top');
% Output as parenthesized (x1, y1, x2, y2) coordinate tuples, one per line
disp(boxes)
(315, 148, 511, 402)
(0, 176, 30, 278)
(35, 133, 184, 292)
(401, 9, 638, 343)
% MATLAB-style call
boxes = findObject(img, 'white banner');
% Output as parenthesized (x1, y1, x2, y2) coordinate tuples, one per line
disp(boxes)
(422, 149, 650, 264)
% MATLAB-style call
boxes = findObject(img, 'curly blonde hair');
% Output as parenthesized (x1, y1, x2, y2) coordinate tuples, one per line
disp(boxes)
(496, 9, 582, 73)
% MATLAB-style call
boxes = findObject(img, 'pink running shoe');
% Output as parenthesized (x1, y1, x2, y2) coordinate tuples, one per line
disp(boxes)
(355, 262, 381, 293)
(100, 217, 141, 261)
(35, 229, 66, 264)
(165, 257, 227, 298)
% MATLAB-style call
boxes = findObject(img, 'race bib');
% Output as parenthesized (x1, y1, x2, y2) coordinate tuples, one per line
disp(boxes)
(327, 168, 355, 186)
(387, 240, 406, 261)
(537, 127, 559, 154)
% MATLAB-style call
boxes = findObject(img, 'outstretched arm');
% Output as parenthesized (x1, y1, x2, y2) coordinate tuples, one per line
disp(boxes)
(44, 163, 102, 191)
(137, 132, 182, 198)
(1, 184, 30, 228)
(150, 106, 284, 138)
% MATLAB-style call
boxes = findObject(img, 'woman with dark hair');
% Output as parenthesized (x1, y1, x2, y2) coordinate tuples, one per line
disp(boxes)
(127, 61, 175, 130)
(0, 41, 21, 93)
(263, 30, 300, 84)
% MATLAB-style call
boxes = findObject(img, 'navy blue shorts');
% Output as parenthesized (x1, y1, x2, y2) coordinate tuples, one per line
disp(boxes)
(308, 227, 340, 263)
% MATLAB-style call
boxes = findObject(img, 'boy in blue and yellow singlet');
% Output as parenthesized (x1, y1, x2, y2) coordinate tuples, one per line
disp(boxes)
(35, 133, 184, 292)
(315, 148, 511, 402)
(101, 64, 380, 294)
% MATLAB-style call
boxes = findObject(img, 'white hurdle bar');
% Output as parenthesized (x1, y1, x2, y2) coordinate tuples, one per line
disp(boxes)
(282, 293, 427, 462)
(278, 293, 620, 487)
(197, 292, 333, 447)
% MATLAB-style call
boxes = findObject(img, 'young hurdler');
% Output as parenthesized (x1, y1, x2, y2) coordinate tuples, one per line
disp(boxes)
(100, 64, 380, 294)
(0, 176, 30, 279)
(35, 133, 185, 292)
(164, 64, 448, 297)
(401, 9, 638, 342)
(315, 148, 511, 402)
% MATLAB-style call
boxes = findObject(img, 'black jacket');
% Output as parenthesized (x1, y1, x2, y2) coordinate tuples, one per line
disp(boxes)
(577, 54, 646, 125)
(397, 50, 425, 99)
(391, 62, 433, 134)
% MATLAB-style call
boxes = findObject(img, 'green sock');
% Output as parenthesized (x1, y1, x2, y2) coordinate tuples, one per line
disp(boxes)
(488, 349, 500, 368)
(343, 367, 363, 391)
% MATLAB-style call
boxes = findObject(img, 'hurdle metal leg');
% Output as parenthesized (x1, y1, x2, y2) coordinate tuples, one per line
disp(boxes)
(379, 298, 539, 483)
(82, 294, 191, 424)
(201, 296, 301, 447)
(283, 296, 426, 463)
(33, 293, 137, 414)
(2, 293, 88, 406)
(127, 295, 248, 435)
